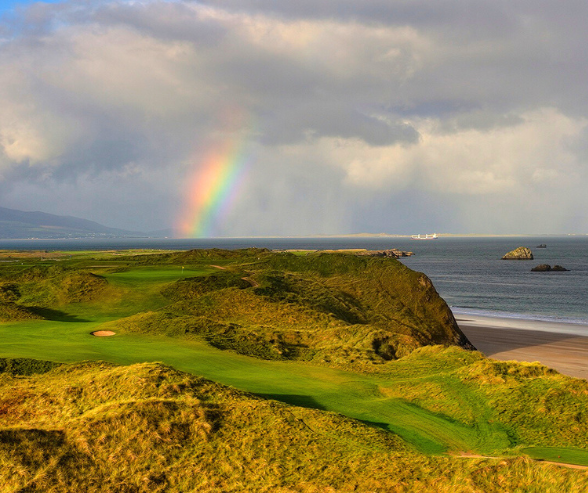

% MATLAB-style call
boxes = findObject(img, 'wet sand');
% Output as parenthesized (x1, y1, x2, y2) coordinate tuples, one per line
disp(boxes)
(457, 316, 588, 380)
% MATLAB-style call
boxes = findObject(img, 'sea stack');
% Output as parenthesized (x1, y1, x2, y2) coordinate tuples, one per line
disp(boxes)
(502, 247, 533, 260)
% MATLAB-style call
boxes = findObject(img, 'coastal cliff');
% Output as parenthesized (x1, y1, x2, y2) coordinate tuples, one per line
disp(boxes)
(94, 249, 472, 367)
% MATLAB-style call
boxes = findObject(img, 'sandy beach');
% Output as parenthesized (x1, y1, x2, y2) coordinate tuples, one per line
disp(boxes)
(458, 315, 588, 380)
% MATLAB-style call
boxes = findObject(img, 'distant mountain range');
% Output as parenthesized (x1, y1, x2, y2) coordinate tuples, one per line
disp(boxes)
(0, 207, 160, 239)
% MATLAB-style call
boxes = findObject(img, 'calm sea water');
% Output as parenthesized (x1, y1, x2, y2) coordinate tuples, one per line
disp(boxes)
(0, 236, 586, 325)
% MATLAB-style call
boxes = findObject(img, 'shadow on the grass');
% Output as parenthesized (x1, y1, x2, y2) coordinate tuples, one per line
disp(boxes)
(27, 306, 92, 323)
(255, 393, 327, 411)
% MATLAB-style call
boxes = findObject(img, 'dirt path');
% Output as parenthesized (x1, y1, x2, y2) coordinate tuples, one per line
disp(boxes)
(241, 276, 259, 288)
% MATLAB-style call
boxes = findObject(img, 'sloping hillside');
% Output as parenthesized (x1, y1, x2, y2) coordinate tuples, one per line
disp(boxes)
(94, 249, 473, 368)
(1, 358, 587, 492)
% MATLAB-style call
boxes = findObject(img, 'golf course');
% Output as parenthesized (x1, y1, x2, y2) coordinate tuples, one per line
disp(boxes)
(2, 248, 588, 491)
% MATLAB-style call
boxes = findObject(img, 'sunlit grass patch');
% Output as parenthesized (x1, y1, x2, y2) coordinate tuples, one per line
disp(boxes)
(522, 446, 588, 466)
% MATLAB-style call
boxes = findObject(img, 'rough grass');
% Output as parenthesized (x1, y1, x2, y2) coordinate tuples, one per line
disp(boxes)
(2, 315, 588, 464)
(0, 357, 61, 376)
(161, 271, 251, 300)
(1, 359, 588, 492)
(131, 251, 468, 368)
(0, 301, 44, 321)
(64, 250, 469, 370)
(457, 358, 588, 449)
(17, 272, 110, 306)
(3, 248, 588, 485)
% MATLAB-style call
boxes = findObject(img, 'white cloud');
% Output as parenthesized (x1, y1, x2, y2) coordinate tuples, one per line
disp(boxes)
(0, 1, 587, 234)
(323, 108, 585, 197)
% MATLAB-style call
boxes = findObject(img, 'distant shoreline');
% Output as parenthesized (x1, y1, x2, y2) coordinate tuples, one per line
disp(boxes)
(2, 233, 587, 241)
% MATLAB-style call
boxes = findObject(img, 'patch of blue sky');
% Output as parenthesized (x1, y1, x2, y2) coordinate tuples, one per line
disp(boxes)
(0, 0, 170, 16)
(0, 1, 64, 15)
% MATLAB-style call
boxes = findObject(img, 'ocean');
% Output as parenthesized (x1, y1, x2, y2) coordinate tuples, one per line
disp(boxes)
(0, 235, 586, 326)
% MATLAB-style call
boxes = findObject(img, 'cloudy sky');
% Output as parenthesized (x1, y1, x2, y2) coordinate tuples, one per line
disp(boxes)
(0, 0, 587, 236)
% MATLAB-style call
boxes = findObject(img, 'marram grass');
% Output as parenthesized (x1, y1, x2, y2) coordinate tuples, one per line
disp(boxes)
(1, 249, 588, 490)
(0, 360, 587, 492)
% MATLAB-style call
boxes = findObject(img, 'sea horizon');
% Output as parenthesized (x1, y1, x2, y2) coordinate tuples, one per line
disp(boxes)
(1, 232, 588, 241)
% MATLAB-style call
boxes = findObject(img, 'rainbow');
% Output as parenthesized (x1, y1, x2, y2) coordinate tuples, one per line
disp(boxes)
(175, 115, 253, 238)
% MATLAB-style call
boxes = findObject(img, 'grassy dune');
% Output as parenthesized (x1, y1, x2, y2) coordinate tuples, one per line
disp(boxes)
(1, 248, 588, 490)
(1, 359, 588, 492)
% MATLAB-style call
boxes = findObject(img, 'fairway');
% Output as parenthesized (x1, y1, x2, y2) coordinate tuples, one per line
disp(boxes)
(0, 318, 534, 456)
(522, 447, 588, 466)
(105, 267, 210, 284)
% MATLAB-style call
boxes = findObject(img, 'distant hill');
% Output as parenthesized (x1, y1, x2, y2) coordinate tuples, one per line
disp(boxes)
(0, 206, 142, 239)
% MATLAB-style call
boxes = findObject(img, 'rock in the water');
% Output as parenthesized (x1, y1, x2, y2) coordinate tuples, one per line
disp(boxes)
(502, 247, 533, 260)
(536, 244, 547, 248)
(531, 264, 569, 272)
(358, 249, 414, 258)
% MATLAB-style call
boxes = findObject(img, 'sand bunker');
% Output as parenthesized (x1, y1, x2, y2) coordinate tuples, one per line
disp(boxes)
(91, 330, 116, 337)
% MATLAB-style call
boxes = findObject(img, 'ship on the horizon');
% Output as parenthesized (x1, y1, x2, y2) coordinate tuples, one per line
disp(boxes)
(411, 233, 438, 240)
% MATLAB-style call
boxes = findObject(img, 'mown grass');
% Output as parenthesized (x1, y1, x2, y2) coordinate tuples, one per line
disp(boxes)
(521, 446, 588, 466)
(1, 247, 588, 481)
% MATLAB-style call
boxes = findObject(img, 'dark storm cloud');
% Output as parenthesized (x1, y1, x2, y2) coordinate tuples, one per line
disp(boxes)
(258, 105, 419, 146)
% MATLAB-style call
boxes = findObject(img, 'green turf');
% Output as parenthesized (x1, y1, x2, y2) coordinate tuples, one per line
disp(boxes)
(0, 319, 540, 456)
(104, 267, 209, 284)
(1, 250, 587, 466)
(522, 446, 588, 466)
